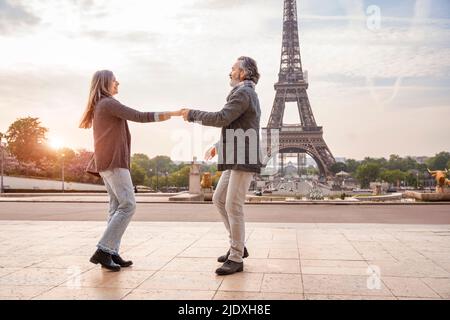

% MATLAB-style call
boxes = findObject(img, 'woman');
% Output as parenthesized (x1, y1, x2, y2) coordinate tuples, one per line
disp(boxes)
(80, 70, 177, 271)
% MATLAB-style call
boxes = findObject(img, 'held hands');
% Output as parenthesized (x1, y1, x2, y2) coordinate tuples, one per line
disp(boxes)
(159, 109, 191, 121)
(180, 108, 190, 121)
(168, 109, 191, 121)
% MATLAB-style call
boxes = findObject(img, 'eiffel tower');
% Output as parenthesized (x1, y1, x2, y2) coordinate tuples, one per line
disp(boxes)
(263, 0, 335, 178)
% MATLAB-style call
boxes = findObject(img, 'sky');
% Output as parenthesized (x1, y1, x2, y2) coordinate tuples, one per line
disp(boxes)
(0, 0, 449, 161)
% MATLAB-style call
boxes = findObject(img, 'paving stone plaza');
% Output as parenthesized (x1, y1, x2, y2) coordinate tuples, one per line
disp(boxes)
(0, 220, 449, 300)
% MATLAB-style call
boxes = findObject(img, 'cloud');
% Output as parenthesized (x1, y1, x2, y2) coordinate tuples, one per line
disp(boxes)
(0, 0, 40, 34)
(190, 0, 260, 10)
(81, 30, 161, 43)
(0, 0, 449, 160)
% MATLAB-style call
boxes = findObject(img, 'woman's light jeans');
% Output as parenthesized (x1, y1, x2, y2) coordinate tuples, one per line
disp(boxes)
(212, 170, 254, 263)
(97, 168, 136, 255)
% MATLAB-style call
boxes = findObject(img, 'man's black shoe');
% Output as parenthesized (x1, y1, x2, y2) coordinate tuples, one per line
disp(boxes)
(217, 247, 249, 263)
(215, 260, 244, 276)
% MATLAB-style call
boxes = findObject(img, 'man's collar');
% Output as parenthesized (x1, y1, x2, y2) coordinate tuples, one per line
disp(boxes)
(230, 80, 256, 93)
(236, 80, 256, 89)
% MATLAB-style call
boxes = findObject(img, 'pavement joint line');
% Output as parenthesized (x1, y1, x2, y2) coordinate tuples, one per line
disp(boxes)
(296, 231, 306, 296)
(419, 278, 446, 299)
(2, 199, 450, 205)
(390, 229, 442, 267)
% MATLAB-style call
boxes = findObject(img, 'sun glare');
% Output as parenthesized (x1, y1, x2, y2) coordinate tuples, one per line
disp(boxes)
(49, 137, 64, 150)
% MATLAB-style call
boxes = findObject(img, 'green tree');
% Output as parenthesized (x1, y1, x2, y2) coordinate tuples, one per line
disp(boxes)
(403, 156, 419, 171)
(168, 165, 190, 187)
(130, 163, 146, 185)
(131, 153, 151, 173)
(426, 152, 450, 170)
(380, 169, 406, 185)
(306, 166, 319, 176)
(405, 171, 418, 187)
(345, 159, 359, 173)
(149, 155, 176, 175)
(386, 155, 419, 172)
(201, 163, 218, 175)
(6, 117, 49, 163)
(330, 162, 348, 174)
(361, 157, 387, 168)
(355, 162, 381, 188)
(386, 154, 403, 170)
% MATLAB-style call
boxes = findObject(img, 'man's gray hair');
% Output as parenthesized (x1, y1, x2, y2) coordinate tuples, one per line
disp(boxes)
(237, 56, 260, 84)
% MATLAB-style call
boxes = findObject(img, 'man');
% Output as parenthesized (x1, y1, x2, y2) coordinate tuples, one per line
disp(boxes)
(181, 56, 262, 275)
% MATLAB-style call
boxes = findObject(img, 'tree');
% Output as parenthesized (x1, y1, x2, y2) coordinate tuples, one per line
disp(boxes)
(306, 166, 319, 176)
(362, 157, 387, 168)
(426, 152, 450, 170)
(386, 154, 419, 171)
(380, 169, 406, 185)
(330, 162, 348, 174)
(386, 154, 402, 170)
(65, 149, 100, 184)
(168, 165, 190, 187)
(6, 117, 49, 163)
(403, 156, 419, 171)
(345, 159, 359, 173)
(131, 153, 151, 173)
(201, 163, 218, 175)
(405, 171, 418, 187)
(149, 155, 176, 176)
(130, 163, 146, 186)
(355, 162, 381, 188)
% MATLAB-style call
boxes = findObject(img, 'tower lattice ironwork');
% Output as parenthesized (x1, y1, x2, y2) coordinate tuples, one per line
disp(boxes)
(263, 0, 335, 178)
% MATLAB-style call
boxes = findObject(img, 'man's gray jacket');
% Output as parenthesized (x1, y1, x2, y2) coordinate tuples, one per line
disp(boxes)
(187, 81, 262, 174)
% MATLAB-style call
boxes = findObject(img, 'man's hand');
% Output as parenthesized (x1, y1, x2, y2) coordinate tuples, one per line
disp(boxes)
(204, 146, 217, 161)
(181, 108, 191, 121)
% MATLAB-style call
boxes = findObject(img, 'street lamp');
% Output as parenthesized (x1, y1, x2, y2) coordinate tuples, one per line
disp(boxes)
(148, 168, 153, 191)
(50, 137, 65, 193)
(416, 172, 419, 190)
(165, 171, 169, 190)
(61, 152, 65, 193)
(155, 164, 159, 192)
(0, 133, 5, 194)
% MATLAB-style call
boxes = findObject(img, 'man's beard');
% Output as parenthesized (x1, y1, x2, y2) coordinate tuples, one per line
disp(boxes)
(230, 78, 240, 88)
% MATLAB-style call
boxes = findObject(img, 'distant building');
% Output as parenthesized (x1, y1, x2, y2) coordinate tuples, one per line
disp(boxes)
(412, 156, 429, 164)
(305, 156, 318, 168)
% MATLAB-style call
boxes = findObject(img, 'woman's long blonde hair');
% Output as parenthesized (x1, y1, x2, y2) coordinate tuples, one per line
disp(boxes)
(79, 70, 115, 129)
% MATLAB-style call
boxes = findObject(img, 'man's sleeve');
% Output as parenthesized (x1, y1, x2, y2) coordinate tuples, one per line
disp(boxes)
(187, 89, 249, 127)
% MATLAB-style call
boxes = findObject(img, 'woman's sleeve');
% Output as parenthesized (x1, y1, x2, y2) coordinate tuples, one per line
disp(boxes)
(106, 98, 157, 123)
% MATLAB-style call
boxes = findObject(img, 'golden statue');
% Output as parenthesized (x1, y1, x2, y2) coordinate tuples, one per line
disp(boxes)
(428, 168, 450, 193)
(201, 172, 212, 189)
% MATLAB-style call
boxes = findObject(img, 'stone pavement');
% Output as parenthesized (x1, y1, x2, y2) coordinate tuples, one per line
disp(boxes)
(0, 221, 449, 300)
